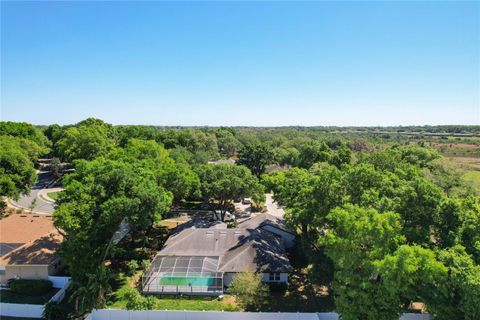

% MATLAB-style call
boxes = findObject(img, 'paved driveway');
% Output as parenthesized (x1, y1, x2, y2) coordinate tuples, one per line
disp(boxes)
(265, 193, 285, 218)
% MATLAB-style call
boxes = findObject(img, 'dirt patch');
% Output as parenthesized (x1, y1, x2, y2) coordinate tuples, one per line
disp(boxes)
(449, 157, 480, 170)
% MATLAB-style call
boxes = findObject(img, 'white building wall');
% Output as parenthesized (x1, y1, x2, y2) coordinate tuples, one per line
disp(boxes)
(223, 272, 235, 287)
(262, 272, 288, 283)
(223, 272, 288, 287)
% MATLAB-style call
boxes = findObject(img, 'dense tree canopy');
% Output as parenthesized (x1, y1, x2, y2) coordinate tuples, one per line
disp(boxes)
(237, 143, 274, 178)
(266, 144, 480, 319)
(54, 158, 173, 311)
(195, 164, 264, 220)
(0, 136, 37, 199)
(55, 118, 115, 161)
(3, 119, 479, 317)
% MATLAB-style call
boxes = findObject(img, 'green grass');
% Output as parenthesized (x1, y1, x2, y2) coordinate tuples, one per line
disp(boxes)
(0, 288, 59, 305)
(462, 170, 480, 195)
(47, 191, 62, 201)
(107, 272, 240, 311)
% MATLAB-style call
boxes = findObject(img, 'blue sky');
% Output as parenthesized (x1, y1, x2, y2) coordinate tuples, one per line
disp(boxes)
(1, 1, 479, 126)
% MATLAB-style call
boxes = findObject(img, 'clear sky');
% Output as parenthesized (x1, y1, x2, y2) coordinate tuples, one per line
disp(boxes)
(1, 1, 479, 126)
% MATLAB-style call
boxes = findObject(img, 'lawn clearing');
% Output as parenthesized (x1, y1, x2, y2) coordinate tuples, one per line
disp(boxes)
(0, 288, 59, 305)
(47, 191, 62, 201)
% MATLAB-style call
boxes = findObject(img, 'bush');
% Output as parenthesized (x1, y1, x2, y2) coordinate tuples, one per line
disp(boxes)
(141, 259, 151, 271)
(124, 288, 156, 310)
(228, 272, 270, 311)
(126, 259, 139, 276)
(268, 282, 287, 293)
(42, 301, 66, 320)
(10, 279, 53, 295)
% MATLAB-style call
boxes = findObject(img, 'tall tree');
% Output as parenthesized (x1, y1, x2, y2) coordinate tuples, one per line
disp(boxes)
(320, 205, 405, 320)
(237, 143, 274, 178)
(55, 119, 115, 161)
(195, 164, 263, 221)
(0, 136, 37, 199)
(54, 158, 172, 311)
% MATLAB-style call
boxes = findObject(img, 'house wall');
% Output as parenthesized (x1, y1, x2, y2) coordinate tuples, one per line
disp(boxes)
(262, 272, 288, 283)
(261, 225, 295, 248)
(0, 265, 50, 284)
(222, 272, 288, 287)
(223, 272, 235, 287)
(47, 258, 63, 276)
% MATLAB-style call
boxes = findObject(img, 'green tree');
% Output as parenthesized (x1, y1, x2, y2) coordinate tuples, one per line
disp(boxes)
(237, 143, 274, 178)
(0, 136, 37, 199)
(436, 246, 480, 320)
(376, 245, 449, 318)
(50, 157, 63, 179)
(0, 121, 51, 151)
(320, 205, 405, 320)
(55, 120, 115, 161)
(216, 128, 241, 157)
(297, 141, 332, 169)
(54, 158, 172, 313)
(228, 272, 270, 311)
(195, 164, 262, 221)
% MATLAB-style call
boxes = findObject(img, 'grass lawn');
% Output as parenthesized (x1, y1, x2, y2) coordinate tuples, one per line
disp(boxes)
(47, 191, 62, 201)
(107, 272, 240, 311)
(462, 170, 480, 194)
(0, 288, 59, 305)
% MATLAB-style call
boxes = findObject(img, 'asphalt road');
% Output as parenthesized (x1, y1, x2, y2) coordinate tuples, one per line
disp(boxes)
(11, 171, 58, 214)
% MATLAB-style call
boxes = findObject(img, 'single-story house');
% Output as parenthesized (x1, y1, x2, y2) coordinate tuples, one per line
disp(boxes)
(0, 214, 63, 284)
(142, 227, 292, 295)
(237, 213, 296, 248)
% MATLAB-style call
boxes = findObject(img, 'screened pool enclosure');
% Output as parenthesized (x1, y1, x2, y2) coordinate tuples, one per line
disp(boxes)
(142, 255, 224, 295)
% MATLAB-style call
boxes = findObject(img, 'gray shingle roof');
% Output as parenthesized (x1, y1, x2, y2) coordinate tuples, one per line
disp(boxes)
(237, 213, 294, 235)
(158, 228, 292, 273)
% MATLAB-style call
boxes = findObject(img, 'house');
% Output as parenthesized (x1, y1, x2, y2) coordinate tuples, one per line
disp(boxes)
(237, 213, 296, 248)
(0, 214, 63, 284)
(142, 227, 292, 295)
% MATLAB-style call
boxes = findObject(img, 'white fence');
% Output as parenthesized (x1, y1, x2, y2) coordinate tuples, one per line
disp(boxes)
(0, 276, 71, 318)
(86, 310, 430, 320)
(0, 303, 44, 318)
(48, 275, 71, 288)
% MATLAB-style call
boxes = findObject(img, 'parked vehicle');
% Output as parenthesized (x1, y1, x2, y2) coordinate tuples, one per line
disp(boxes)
(213, 210, 236, 222)
(242, 197, 252, 204)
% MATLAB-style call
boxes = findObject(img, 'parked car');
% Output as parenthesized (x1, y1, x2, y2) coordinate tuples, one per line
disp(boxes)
(242, 197, 252, 204)
(213, 210, 236, 222)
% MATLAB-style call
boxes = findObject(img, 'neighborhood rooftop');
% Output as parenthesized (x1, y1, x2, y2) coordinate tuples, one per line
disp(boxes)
(0, 214, 61, 265)
(158, 228, 292, 273)
(237, 213, 293, 235)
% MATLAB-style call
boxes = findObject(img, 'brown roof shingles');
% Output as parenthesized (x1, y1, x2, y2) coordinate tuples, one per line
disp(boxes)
(0, 214, 62, 265)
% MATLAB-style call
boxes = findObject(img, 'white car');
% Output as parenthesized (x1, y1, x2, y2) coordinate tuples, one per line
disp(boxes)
(242, 197, 252, 204)
(214, 210, 236, 222)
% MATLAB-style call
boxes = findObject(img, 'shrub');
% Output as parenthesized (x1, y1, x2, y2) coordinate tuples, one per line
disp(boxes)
(126, 259, 139, 276)
(268, 282, 287, 293)
(228, 272, 270, 311)
(141, 259, 151, 271)
(124, 288, 156, 310)
(42, 301, 66, 320)
(10, 279, 53, 295)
